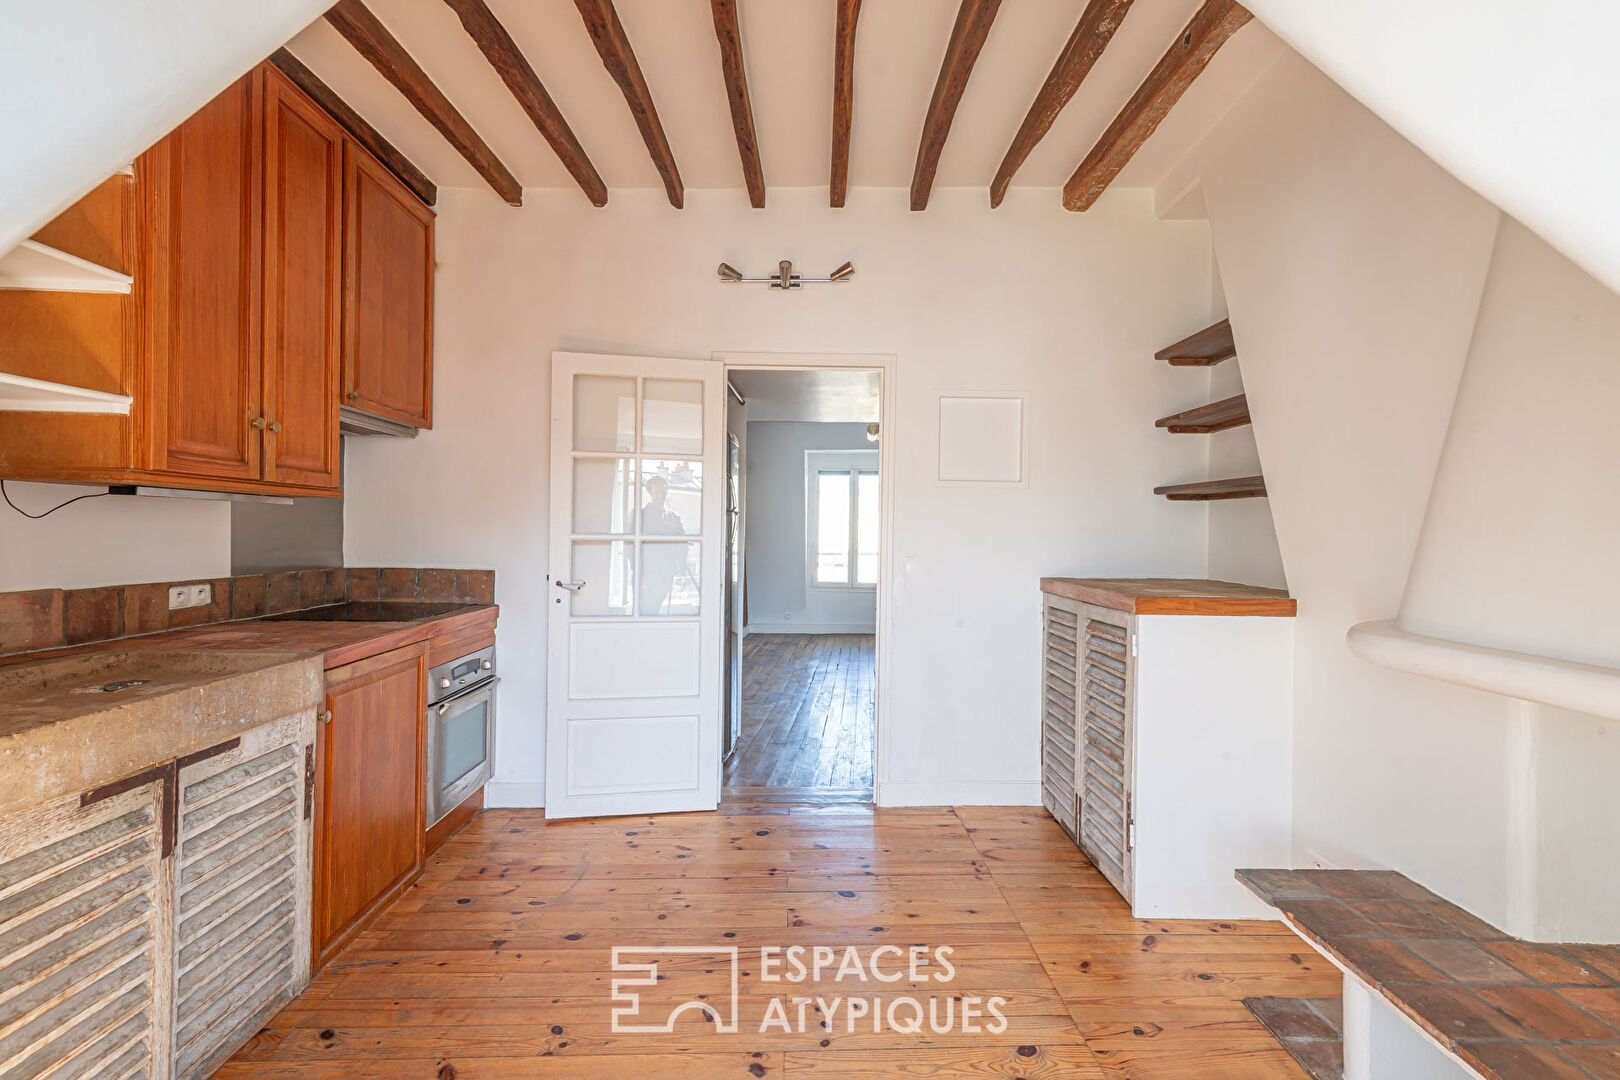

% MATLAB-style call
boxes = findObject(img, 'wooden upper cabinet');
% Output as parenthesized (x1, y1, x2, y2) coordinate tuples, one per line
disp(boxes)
(141, 69, 265, 482)
(343, 143, 434, 429)
(262, 67, 344, 489)
(315, 643, 426, 966)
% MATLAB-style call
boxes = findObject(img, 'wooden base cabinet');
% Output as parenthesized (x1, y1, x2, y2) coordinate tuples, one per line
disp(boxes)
(1041, 592, 1294, 920)
(0, 714, 315, 1080)
(314, 642, 426, 968)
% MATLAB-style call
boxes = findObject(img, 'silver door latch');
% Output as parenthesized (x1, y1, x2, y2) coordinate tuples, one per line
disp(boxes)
(554, 580, 587, 592)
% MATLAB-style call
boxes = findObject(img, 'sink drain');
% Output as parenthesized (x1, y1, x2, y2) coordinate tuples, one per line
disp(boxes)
(70, 679, 152, 695)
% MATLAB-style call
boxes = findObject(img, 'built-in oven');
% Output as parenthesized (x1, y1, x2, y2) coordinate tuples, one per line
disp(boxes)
(425, 644, 497, 827)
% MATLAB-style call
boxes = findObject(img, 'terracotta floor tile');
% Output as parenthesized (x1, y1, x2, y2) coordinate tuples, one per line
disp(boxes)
(1560, 1044, 1620, 1080)
(1563, 987, 1620, 1030)
(1460, 1041, 1596, 1080)
(1475, 986, 1619, 1041)
(1485, 942, 1611, 986)
(1304, 870, 1399, 900)
(1278, 900, 1382, 939)
(1566, 946, 1620, 985)
(1331, 937, 1447, 985)
(1384, 983, 1531, 1044)
(1418, 902, 1510, 941)
(1346, 899, 1458, 938)
(1237, 869, 1332, 902)
(1245, 996, 1340, 1040)
(1404, 938, 1533, 984)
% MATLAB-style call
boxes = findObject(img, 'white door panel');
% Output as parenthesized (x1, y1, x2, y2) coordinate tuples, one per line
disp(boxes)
(546, 352, 724, 818)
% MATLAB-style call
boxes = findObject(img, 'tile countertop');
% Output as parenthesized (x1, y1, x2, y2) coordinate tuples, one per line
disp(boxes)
(5, 602, 499, 672)
(1040, 577, 1297, 617)
(1238, 868, 1620, 1080)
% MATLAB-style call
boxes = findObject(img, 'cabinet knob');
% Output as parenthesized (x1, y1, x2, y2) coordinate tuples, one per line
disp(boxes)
(481, 660, 492, 671)
(317, 709, 332, 724)
(347, 391, 360, 403)
(251, 417, 267, 430)
(269, 421, 282, 434)
(440, 678, 452, 689)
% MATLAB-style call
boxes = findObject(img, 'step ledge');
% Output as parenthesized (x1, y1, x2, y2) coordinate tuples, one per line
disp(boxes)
(1346, 619, 1620, 721)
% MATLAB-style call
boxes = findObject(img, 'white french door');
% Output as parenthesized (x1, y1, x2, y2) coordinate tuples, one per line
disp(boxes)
(545, 352, 726, 818)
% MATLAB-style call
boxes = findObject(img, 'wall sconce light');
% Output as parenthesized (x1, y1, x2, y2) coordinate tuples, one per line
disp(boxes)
(866, 423, 880, 443)
(716, 260, 855, 289)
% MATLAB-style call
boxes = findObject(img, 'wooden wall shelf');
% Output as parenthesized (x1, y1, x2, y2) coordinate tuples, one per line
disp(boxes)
(1154, 475, 1266, 501)
(1155, 318, 1235, 366)
(1155, 393, 1249, 433)
(0, 239, 133, 294)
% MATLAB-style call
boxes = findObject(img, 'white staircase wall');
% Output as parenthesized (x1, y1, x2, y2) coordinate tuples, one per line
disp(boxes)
(1244, 0, 1620, 300)
(0, 0, 330, 257)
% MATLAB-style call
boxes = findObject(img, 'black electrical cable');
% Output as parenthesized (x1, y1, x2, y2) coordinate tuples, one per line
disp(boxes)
(1, 479, 112, 519)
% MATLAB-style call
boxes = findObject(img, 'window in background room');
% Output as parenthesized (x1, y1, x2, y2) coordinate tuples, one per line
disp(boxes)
(811, 467, 879, 587)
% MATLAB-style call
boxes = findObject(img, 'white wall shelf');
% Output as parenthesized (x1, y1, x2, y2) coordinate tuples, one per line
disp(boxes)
(0, 372, 132, 414)
(0, 239, 132, 294)
(1347, 619, 1620, 722)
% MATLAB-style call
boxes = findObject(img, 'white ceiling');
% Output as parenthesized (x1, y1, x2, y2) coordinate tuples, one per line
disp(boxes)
(729, 369, 880, 424)
(286, 0, 1284, 204)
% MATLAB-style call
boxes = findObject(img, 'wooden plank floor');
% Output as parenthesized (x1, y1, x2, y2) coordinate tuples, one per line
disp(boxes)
(225, 805, 1336, 1079)
(725, 634, 874, 799)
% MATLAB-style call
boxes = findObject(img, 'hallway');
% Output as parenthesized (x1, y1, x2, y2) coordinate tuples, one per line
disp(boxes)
(725, 634, 874, 800)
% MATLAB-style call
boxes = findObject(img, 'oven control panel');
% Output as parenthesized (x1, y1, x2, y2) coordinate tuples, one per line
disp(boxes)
(427, 644, 496, 705)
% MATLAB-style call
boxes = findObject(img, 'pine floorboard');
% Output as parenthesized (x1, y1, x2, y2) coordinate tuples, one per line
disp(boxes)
(725, 634, 874, 797)
(224, 804, 1333, 1079)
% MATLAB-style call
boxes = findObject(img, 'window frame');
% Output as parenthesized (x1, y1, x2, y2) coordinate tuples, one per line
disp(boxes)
(806, 450, 880, 592)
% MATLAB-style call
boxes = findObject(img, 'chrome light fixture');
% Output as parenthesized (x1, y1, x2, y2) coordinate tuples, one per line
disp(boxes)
(716, 259, 855, 289)
(865, 422, 880, 443)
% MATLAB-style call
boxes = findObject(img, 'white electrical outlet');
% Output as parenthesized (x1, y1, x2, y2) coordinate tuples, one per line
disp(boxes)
(188, 583, 211, 607)
(168, 586, 190, 611)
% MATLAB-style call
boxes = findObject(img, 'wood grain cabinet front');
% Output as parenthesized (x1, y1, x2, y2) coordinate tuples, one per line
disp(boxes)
(0, 60, 436, 496)
(342, 143, 435, 429)
(314, 642, 427, 968)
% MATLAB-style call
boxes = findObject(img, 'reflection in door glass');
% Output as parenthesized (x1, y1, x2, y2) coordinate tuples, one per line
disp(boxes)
(640, 460, 701, 536)
(640, 542, 700, 615)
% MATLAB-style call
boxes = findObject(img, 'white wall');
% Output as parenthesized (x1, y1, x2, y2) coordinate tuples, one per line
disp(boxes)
(1202, 264, 1286, 589)
(343, 185, 1216, 807)
(0, 483, 231, 591)
(1245, 0, 1620, 300)
(1190, 49, 1620, 939)
(743, 422, 876, 634)
(0, 0, 331, 257)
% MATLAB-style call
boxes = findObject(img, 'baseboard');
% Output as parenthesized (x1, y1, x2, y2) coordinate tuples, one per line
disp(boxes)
(876, 780, 1041, 808)
(484, 781, 546, 808)
(745, 622, 876, 635)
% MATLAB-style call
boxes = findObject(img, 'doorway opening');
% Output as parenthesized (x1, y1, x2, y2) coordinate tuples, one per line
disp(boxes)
(719, 361, 888, 804)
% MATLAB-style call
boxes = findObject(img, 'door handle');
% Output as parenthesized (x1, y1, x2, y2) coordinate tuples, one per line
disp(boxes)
(554, 580, 587, 592)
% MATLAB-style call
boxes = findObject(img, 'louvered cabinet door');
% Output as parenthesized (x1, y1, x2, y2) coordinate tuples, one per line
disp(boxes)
(1077, 606, 1135, 903)
(169, 716, 314, 1080)
(1040, 599, 1081, 841)
(0, 784, 168, 1080)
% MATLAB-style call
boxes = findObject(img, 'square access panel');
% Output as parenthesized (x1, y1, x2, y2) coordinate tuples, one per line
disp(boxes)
(936, 392, 1028, 485)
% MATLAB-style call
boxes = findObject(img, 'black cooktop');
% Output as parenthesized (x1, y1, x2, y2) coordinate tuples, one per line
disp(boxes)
(263, 601, 476, 623)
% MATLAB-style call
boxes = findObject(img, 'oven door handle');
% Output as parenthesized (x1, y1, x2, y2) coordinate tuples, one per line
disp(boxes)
(435, 676, 498, 714)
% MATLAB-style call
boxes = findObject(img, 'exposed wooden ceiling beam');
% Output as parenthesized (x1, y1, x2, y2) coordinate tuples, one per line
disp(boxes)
(268, 48, 437, 207)
(1063, 0, 1251, 211)
(325, 0, 522, 205)
(830, 0, 862, 208)
(910, 0, 1003, 212)
(574, 0, 683, 208)
(709, 0, 764, 209)
(989, 0, 1135, 209)
(442, 0, 606, 207)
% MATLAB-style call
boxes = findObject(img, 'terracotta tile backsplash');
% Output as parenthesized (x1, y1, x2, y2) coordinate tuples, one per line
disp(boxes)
(0, 567, 495, 657)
